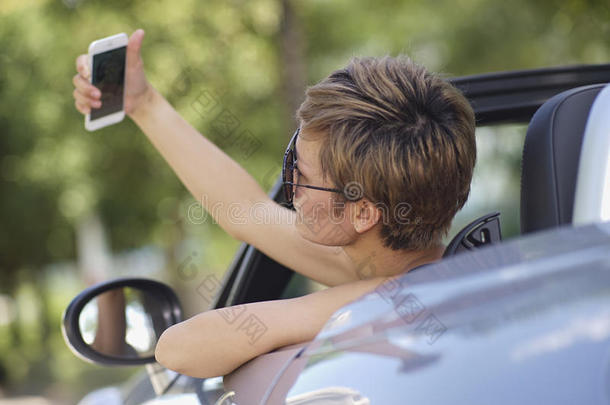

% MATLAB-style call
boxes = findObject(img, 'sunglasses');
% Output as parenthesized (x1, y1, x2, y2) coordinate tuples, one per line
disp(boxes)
(282, 128, 348, 206)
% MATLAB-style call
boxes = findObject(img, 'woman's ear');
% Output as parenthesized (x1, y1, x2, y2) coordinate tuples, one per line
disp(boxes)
(352, 198, 382, 234)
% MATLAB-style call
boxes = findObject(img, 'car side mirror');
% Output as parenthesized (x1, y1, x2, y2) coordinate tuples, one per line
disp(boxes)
(62, 278, 183, 366)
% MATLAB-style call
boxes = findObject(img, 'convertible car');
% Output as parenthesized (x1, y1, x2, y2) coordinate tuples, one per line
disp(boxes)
(63, 63, 610, 405)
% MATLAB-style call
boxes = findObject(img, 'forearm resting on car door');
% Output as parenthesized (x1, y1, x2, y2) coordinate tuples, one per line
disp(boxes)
(154, 276, 389, 378)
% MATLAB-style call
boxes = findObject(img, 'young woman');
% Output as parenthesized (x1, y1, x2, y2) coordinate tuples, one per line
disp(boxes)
(71, 29, 475, 378)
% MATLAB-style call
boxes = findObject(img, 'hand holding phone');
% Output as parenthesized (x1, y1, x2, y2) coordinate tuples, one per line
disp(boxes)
(85, 33, 128, 131)
(73, 29, 151, 130)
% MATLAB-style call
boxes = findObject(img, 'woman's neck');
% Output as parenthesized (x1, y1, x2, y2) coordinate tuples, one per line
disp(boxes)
(342, 234, 445, 281)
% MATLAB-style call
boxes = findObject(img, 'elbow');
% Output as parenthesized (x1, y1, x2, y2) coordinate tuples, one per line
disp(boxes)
(154, 324, 231, 379)
(155, 326, 183, 373)
(155, 326, 200, 376)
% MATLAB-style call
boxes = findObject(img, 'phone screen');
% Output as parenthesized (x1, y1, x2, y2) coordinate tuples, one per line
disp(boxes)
(90, 46, 126, 120)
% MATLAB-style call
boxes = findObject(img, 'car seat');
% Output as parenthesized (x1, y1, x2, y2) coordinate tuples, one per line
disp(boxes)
(520, 83, 608, 234)
(445, 82, 610, 256)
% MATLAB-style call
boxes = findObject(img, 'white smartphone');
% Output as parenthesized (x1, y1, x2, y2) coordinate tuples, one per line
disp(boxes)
(85, 32, 128, 131)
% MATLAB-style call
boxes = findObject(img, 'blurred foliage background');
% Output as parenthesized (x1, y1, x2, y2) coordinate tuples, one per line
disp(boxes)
(0, 0, 609, 403)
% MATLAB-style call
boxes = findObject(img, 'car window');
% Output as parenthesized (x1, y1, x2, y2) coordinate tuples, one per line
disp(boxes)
(447, 123, 527, 242)
(280, 272, 326, 298)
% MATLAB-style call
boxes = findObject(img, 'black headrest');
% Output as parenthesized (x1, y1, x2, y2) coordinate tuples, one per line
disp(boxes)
(520, 84, 605, 234)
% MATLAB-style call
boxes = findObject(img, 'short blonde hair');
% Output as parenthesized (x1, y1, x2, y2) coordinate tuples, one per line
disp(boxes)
(296, 56, 476, 250)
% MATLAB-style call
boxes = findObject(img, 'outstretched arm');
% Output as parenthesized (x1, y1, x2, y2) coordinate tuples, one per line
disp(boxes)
(154, 276, 388, 378)
(72, 30, 356, 287)
(129, 86, 271, 237)
(129, 86, 356, 286)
